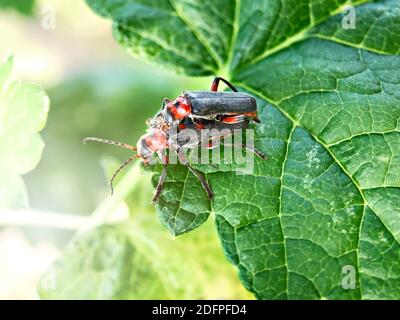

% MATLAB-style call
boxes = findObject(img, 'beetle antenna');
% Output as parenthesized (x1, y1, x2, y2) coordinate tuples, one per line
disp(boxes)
(83, 137, 137, 151)
(110, 154, 141, 195)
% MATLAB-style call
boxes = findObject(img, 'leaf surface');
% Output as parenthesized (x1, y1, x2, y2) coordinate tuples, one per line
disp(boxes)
(86, 0, 400, 299)
(0, 57, 50, 209)
(0, 0, 35, 16)
(38, 225, 170, 299)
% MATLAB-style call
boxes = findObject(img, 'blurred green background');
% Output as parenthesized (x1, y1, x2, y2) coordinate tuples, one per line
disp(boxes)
(0, 0, 251, 299)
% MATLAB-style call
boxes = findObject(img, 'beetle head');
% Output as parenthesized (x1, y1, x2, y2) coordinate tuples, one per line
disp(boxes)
(137, 128, 168, 164)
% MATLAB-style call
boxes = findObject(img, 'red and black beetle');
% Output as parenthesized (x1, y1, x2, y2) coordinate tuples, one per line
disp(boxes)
(84, 77, 266, 203)
(153, 77, 259, 129)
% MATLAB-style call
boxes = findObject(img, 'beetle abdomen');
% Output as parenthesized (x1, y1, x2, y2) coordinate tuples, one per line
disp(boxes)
(184, 91, 257, 117)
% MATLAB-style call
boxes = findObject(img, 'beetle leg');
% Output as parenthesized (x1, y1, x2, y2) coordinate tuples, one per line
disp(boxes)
(211, 77, 238, 92)
(223, 142, 268, 160)
(186, 163, 214, 200)
(152, 152, 169, 203)
(152, 163, 168, 203)
(243, 145, 268, 160)
(177, 150, 214, 200)
(243, 111, 261, 123)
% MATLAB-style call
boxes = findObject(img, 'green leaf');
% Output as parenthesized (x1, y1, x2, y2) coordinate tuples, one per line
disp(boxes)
(0, 56, 50, 209)
(0, 0, 35, 16)
(0, 56, 12, 87)
(38, 225, 170, 299)
(86, 0, 400, 299)
(311, 0, 400, 55)
(151, 164, 211, 236)
(39, 220, 252, 299)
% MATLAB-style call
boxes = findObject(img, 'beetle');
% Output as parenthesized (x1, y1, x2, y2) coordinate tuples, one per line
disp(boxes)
(84, 77, 266, 203)
(150, 77, 260, 131)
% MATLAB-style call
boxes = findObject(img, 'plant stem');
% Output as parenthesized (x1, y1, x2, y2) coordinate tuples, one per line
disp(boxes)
(0, 162, 143, 232)
(72, 162, 143, 238)
(0, 208, 89, 230)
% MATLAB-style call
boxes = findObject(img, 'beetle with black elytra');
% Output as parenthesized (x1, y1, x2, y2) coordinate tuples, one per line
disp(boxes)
(84, 77, 267, 203)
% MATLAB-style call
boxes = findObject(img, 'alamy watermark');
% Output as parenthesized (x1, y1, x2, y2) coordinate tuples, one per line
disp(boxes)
(341, 265, 356, 290)
(147, 127, 258, 175)
(41, 5, 56, 30)
(341, 5, 356, 30)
